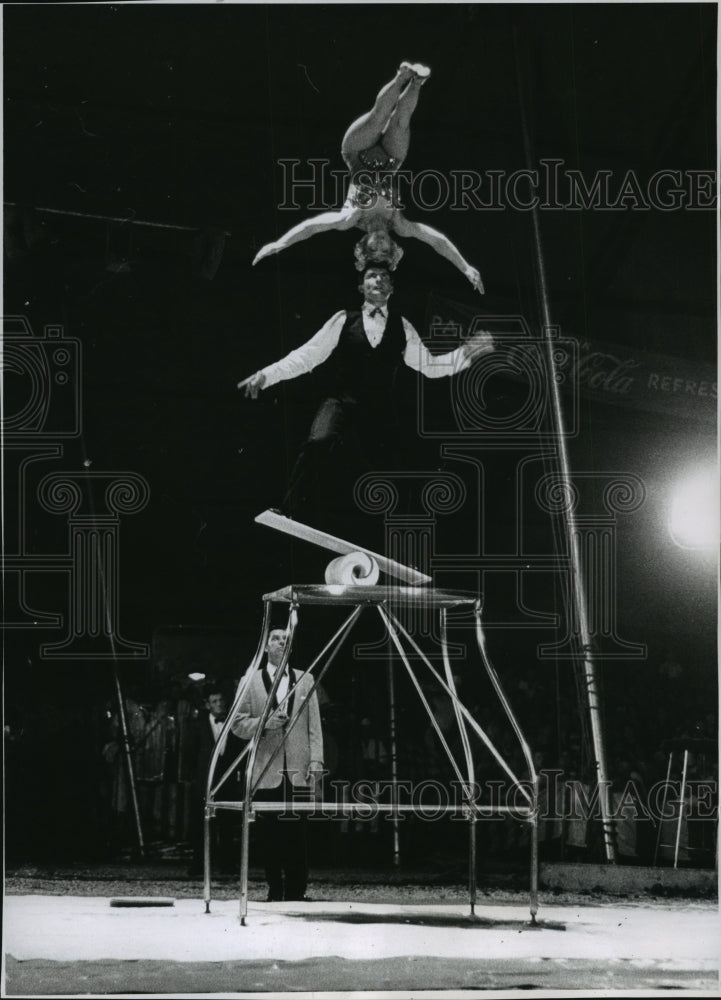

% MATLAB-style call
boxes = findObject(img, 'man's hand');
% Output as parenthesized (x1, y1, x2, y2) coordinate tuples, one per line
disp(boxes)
(307, 762, 325, 801)
(252, 241, 279, 266)
(264, 710, 288, 731)
(237, 372, 266, 399)
(464, 266, 485, 295)
(462, 330, 494, 361)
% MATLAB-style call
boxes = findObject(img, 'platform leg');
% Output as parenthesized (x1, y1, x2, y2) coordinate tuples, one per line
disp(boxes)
(440, 609, 479, 918)
(239, 798, 252, 924)
(530, 807, 539, 924)
(387, 656, 401, 868)
(469, 813, 477, 917)
(203, 808, 212, 913)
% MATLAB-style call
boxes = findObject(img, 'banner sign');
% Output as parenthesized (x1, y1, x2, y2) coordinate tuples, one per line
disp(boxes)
(426, 293, 717, 425)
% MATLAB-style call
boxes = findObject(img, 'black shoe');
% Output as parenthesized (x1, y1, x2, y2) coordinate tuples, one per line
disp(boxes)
(266, 892, 284, 902)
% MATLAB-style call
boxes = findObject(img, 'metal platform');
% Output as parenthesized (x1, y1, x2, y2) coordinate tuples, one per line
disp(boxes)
(204, 586, 539, 926)
(263, 584, 480, 608)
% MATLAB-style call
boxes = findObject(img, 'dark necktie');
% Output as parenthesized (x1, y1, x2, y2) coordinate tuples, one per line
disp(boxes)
(370, 307, 385, 319)
(263, 666, 287, 709)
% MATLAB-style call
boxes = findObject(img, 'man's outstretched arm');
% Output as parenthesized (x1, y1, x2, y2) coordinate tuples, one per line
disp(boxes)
(238, 311, 347, 398)
(402, 318, 494, 378)
(392, 216, 484, 294)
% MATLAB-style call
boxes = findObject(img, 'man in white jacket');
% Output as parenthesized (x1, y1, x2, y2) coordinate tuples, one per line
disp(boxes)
(232, 629, 323, 901)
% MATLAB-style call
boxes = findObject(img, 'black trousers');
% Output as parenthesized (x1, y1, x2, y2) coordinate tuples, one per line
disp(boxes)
(253, 773, 312, 901)
(283, 396, 396, 523)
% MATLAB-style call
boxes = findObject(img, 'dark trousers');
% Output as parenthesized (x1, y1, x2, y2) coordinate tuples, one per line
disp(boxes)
(253, 773, 312, 901)
(283, 396, 395, 523)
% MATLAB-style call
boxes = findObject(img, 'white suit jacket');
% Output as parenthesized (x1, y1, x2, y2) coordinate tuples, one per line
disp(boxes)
(231, 667, 323, 789)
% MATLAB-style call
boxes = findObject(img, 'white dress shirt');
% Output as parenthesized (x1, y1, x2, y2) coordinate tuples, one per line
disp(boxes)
(261, 661, 323, 774)
(259, 301, 471, 388)
(265, 660, 290, 705)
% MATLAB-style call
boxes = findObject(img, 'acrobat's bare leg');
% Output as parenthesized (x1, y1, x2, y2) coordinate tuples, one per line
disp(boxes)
(253, 206, 359, 264)
(381, 74, 425, 166)
(341, 65, 416, 171)
(393, 215, 484, 293)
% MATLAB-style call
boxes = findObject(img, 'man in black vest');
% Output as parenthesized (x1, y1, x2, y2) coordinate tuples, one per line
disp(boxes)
(239, 264, 493, 521)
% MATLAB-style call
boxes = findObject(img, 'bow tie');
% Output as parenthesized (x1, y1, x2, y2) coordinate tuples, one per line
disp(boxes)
(369, 307, 385, 319)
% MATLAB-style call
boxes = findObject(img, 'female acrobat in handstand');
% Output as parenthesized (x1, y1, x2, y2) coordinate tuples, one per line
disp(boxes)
(253, 62, 484, 293)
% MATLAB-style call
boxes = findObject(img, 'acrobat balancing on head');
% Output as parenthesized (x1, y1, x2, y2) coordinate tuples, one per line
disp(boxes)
(252, 61, 484, 294)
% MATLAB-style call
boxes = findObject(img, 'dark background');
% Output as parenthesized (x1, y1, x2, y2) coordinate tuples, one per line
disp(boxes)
(3, 4, 717, 858)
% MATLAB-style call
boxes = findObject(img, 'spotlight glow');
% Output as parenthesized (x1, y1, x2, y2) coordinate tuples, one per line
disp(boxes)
(668, 469, 720, 549)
